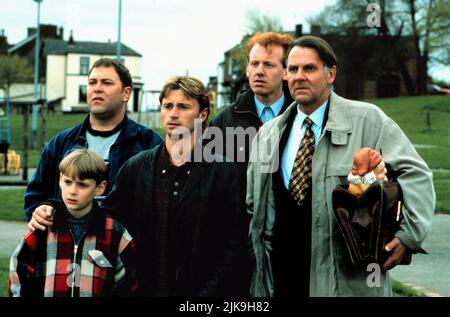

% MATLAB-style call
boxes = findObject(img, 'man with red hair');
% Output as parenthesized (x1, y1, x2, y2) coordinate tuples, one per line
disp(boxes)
(209, 32, 293, 178)
(208, 32, 294, 295)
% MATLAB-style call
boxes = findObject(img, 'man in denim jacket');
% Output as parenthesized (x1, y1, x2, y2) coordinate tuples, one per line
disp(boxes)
(24, 58, 162, 221)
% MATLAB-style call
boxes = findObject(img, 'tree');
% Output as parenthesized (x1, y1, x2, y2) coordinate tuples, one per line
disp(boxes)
(307, 0, 450, 95)
(230, 10, 285, 83)
(0, 55, 33, 180)
(245, 10, 284, 34)
(0, 55, 33, 98)
(421, 0, 450, 66)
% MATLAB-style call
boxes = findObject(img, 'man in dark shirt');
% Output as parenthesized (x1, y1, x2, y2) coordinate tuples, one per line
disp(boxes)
(30, 76, 248, 296)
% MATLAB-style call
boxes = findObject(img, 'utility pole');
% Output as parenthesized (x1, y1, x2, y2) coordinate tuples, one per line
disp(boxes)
(116, 0, 122, 63)
(32, 0, 43, 150)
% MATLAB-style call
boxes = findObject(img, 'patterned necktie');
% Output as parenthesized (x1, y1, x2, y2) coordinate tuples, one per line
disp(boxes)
(289, 117, 315, 206)
(261, 106, 275, 124)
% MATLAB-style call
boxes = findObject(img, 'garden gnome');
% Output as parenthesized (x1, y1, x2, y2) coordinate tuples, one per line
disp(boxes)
(347, 148, 387, 195)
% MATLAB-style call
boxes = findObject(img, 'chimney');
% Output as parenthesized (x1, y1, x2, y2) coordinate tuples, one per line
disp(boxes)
(68, 30, 74, 45)
(59, 27, 64, 40)
(0, 30, 7, 55)
(28, 27, 37, 37)
(311, 25, 321, 35)
(295, 24, 303, 38)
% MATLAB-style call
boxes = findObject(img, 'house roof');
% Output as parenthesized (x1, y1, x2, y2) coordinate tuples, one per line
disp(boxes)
(43, 39, 142, 57)
(7, 34, 37, 54)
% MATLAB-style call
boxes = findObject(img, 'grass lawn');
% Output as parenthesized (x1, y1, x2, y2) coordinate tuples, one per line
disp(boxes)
(9, 113, 87, 168)
(0, 257, 9, 297)
(368, 95, 450, 213)
(433, 170, 450, 212)
(8, 112, 164, 168)
(369, 95, 450, 170)
(392, 279, 424, 297)
(0, 189, 26, 222)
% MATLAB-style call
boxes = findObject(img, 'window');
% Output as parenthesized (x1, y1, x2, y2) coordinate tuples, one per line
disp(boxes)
(79, 85, 87, 103)
(80, 56, 90, 75)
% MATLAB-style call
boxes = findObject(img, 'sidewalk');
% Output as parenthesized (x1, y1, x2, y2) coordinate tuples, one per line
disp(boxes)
(0, 168, 35, 186)
(0, 220, 27, 258)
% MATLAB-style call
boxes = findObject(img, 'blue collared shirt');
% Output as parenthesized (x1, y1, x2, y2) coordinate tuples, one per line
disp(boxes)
(254, 94, 285, 124)
(281, 100, 328, 189)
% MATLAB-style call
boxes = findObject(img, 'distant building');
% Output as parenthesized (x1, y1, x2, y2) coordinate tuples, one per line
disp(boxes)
(213, 24, 421, 108)
(1, 24, 143, 113)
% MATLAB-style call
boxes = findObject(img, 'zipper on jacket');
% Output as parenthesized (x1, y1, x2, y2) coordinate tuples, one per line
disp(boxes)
(69, 230, 85, 297)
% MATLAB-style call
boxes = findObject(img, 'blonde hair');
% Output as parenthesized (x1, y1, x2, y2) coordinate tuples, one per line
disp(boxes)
(59, 149, 107, 185)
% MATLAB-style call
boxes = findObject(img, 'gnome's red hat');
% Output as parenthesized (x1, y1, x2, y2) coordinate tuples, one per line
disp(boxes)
(351, 148, 382, 176)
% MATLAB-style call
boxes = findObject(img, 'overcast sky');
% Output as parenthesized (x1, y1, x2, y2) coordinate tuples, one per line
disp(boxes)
(2, 0, 448, 91)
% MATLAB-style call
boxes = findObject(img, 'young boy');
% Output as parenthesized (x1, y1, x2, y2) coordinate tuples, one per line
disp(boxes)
(9, 149, 137, 297)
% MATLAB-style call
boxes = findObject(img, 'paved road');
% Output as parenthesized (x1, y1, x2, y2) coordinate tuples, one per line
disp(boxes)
(0, 215, 448, 296)
(390, 213, 450, 297)
(0, 220, 27, 258)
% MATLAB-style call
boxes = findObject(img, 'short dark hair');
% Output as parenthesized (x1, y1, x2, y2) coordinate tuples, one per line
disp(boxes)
(159, 76, 210, 113)
(286, 36, 338, 68)
(88, 57, 133, 89)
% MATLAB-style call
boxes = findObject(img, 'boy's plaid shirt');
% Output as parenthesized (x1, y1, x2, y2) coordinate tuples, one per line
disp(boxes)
(9, 203, 138, 297)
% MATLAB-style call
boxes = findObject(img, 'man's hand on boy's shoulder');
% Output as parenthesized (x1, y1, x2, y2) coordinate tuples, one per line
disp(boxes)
(28, 204, 55, 232)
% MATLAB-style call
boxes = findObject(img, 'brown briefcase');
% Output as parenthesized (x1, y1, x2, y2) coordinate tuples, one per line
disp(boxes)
(332, 180, 411, 267)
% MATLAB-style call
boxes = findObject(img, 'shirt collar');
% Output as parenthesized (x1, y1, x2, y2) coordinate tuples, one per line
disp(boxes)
(158, 143, 194, 172)
(296, 99, 329, 128)
(254, 94, 285, 119)
(51, 201, 106, 239)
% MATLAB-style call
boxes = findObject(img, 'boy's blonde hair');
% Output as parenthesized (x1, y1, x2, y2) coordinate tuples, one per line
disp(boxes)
(59, 149, 107, 185)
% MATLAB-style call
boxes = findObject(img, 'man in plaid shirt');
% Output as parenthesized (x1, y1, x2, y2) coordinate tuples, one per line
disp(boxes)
(9, 149, 138, 297)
